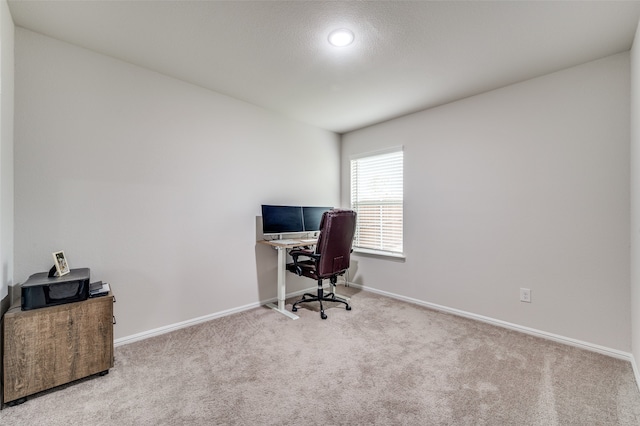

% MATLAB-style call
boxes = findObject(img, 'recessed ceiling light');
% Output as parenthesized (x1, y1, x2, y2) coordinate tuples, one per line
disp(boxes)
(328, 29, 355, 47)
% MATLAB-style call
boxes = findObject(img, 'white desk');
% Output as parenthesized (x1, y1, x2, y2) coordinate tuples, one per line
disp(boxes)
(260, 239, 315, 320)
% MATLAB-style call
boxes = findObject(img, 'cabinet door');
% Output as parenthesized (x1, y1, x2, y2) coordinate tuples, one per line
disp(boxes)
(3, 295, 113, 402)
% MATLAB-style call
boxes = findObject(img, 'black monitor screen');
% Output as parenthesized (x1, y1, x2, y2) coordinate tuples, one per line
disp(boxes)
(302, 206, 333, 232)
(261, 205, 304, 235)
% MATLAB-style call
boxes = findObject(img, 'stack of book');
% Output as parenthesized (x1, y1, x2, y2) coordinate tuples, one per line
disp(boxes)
(89, 281, 110, 298)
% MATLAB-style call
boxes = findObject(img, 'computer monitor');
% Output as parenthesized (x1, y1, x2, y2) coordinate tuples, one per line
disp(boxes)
(302, 206, 333, 232)
(261, 205, 304, 235)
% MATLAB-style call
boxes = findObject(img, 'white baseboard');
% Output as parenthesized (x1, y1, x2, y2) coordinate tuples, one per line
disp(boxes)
(347, 282, 634, 362)
(631, 354, 640, 393)
(114, 287, 314, 347)
(114, 301, 261, 347)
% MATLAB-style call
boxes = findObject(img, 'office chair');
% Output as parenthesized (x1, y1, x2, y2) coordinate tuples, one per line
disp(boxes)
(286, 209, 357, 319)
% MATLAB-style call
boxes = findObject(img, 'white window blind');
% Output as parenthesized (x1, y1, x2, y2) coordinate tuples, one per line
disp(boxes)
(350, 148, 403, 255)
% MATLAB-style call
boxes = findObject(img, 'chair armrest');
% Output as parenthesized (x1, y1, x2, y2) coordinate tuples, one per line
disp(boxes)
(288, 249, 320, 276)
(289, 249, 319, 260)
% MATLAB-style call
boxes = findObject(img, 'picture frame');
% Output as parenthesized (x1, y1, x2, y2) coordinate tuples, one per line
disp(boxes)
(52, 250, 70, 276)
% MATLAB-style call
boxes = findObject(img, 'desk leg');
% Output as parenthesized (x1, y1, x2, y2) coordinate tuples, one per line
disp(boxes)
(266, 246, 299, 320)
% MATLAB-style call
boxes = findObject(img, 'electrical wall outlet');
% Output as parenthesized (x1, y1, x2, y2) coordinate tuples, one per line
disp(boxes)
(520, 288, 531, 303)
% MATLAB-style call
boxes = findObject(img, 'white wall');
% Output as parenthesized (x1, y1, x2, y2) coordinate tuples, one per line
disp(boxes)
(342, 53, 631, 352)
(0, 0, 14, 304)
(631, 20, 640, 370)
(14, 29, 340, 339)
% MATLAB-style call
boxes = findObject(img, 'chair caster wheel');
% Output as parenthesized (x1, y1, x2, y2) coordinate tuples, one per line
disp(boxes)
(346, 305, 352, 311)
(321, 313, 327, 320)
(292, 307, 298, 312)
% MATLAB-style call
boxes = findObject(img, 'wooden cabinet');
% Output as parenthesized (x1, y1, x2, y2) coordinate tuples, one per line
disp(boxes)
(3, 293, 114, 405)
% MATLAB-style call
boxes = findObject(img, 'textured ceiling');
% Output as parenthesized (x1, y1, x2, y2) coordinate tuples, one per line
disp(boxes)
(8, 0, 640, 133)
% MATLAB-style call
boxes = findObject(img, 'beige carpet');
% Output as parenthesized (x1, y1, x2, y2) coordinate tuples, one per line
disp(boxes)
(2, 286, 640, 425)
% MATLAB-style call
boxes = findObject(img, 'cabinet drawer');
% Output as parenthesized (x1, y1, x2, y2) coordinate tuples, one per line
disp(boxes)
(3, 293, 114, 403)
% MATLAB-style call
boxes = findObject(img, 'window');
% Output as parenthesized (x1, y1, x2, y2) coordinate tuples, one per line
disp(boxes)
(350, 147, 403, 256)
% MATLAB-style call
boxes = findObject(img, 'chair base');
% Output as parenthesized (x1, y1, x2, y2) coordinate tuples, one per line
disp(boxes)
(291, 283, 351, 319)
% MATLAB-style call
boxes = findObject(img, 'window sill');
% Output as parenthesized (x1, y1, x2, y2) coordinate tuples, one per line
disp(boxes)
(352, 247, 406, 261)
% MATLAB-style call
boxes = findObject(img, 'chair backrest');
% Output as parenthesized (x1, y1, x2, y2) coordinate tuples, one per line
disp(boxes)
(314, 209, 357, 278)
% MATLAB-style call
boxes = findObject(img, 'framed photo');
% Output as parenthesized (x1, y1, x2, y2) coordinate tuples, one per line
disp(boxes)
(52, 250, 70, 276)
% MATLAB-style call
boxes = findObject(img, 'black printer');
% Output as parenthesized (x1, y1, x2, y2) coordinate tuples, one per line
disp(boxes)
(21, 268, 90, 310)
